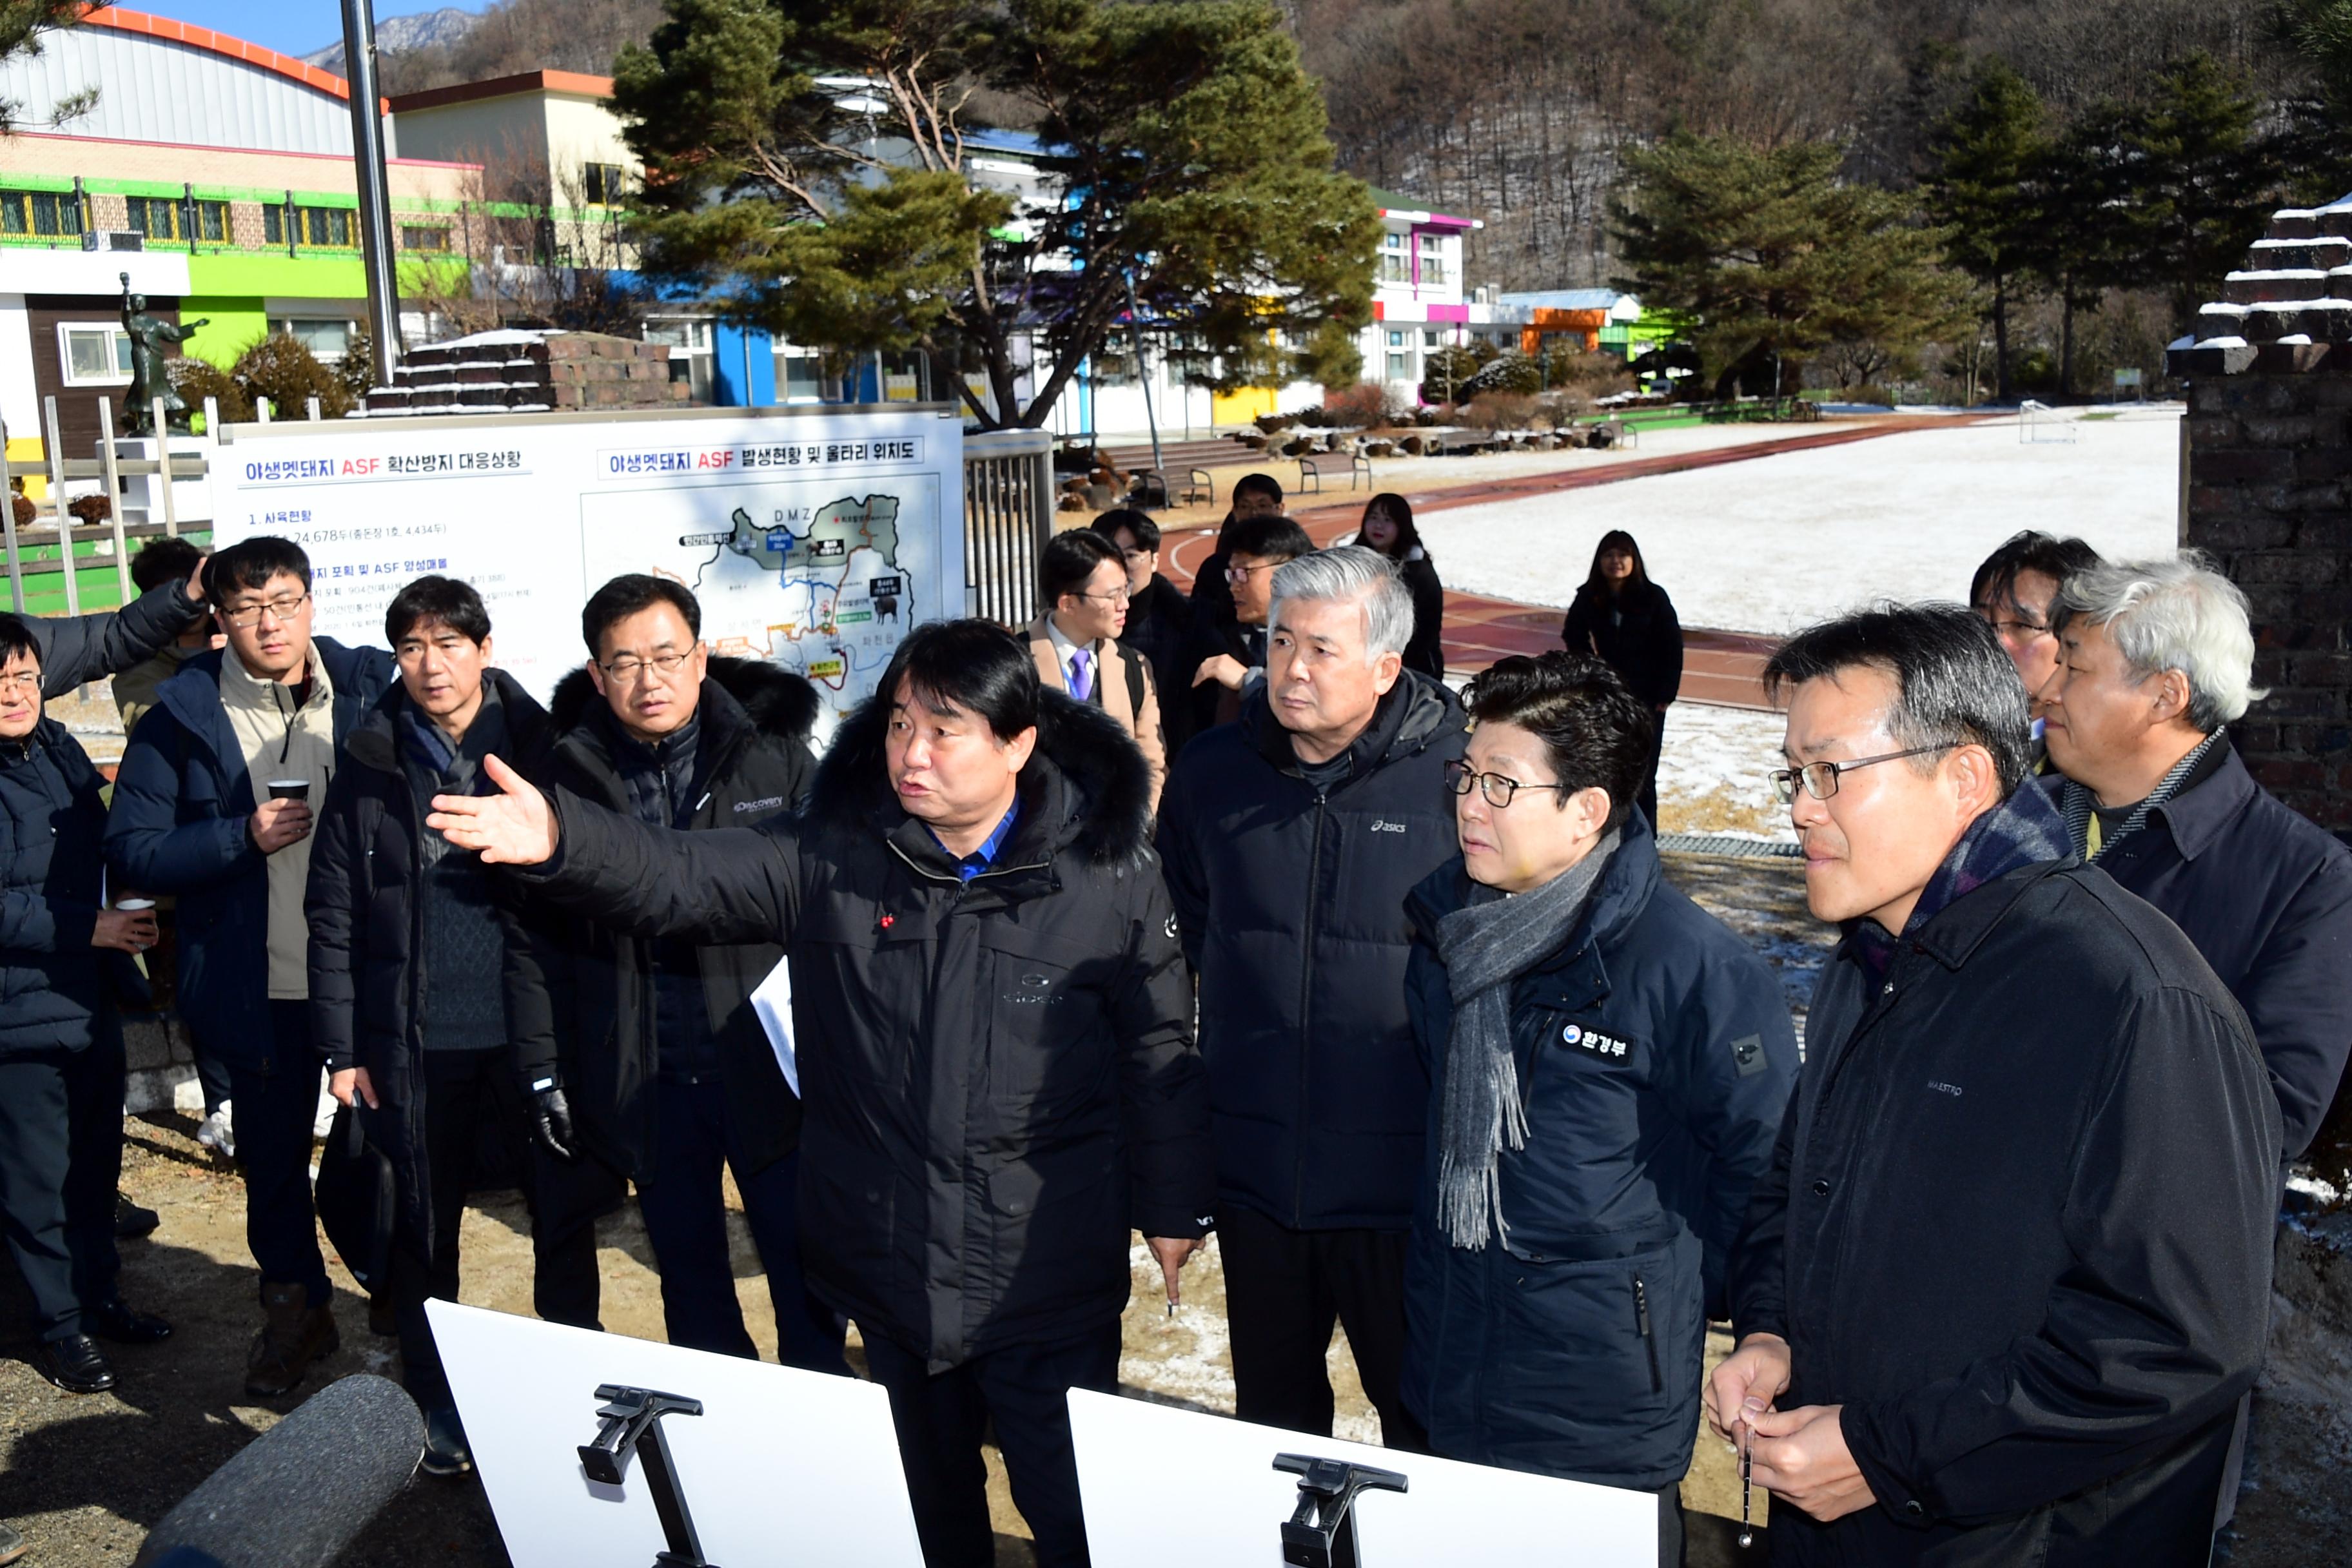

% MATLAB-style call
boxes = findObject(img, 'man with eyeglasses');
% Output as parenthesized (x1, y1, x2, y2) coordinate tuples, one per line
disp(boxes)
(108, 536, 397, 1398)
(507, 574, 843, 1374)
(1966, 530, 2101, 772)
(1184, 512, 1313, 739)
(1704, 604, 2278, 1564)
(1026, 529, 1166, 811)
(1158, 545, 1467, 1451)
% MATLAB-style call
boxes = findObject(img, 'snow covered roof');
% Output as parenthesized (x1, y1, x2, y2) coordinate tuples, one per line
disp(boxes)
(2173, 202, 2352, 376)
(1499, 289, 1642, 319)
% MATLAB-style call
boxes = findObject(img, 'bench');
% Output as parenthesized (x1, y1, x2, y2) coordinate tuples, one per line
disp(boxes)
(1297, 451, 1374, 493)
(1124, 466, 1216, 509)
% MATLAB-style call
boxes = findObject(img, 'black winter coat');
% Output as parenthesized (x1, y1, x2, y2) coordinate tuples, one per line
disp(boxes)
(304, 672, 553, 1256)
(1157, 673, 1469, 1230)
(1732, 851, 2280, 1563)
(521, 688, 1212, 1371)
(105, 640, 397, 1070)
(1118, 573, 1199, 756)
(0, 721, 124, 1056)
(1562, 580, 1683, 709)
(2043, 738, 2352, 1161)
(26, 580, 204, 700)
(1397, 551, 1446, 682)
(512, 658, 821, 1183)
(1399, 815, 1798, 1489)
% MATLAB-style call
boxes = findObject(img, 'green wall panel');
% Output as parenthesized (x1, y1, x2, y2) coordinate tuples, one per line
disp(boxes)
(177, 297, 267, 366)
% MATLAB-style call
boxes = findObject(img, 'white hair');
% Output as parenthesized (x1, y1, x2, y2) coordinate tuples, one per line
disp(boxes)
(2053, 553, 2266, 730)
(1269, 545, 1414, 663)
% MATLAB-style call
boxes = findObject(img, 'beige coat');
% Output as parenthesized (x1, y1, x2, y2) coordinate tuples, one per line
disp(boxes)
(1026, 616, 1166, 814)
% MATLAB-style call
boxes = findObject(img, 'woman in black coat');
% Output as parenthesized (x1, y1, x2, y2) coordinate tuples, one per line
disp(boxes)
(1560, 530, 1682, 827)
(1349, 492, 1446, 680)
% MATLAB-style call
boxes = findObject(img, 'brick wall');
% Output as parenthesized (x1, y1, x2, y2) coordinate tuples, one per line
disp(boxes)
(2170, 201, 2352, 838)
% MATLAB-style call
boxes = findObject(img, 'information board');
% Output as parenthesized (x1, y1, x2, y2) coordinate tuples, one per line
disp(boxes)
(212, 404, 966, 712)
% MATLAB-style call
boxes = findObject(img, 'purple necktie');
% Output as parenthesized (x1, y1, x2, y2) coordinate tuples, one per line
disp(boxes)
(1069, 647, 1093, 702)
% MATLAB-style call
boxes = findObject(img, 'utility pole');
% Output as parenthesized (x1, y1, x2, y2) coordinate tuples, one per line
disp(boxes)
(340, 0, 402, 387)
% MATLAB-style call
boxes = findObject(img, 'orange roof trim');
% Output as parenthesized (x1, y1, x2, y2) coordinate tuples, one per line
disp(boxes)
(79, 5, 358, 100)
(386, 70, 616, 114)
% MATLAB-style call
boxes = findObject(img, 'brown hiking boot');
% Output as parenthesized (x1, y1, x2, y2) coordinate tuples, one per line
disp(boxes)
(245, 1282, 338, 1396)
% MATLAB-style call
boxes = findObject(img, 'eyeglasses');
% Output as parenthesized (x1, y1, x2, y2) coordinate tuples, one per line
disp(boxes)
(222, 592, 310, 629)
(1769, 745, 1953, 805)
(1077, 584, 1132, 604)
(0, 671, 39, 696)
(601, 651, 694, 685)
(1444, 759, 1569, 808)
(1226, 562, 1278, 583)
(1987, 618, 2050, 643)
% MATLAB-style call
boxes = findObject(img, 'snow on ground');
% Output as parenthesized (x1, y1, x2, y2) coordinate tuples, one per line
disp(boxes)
(1656, 703, 1793, 843)
(1420, 406, 2184, 634)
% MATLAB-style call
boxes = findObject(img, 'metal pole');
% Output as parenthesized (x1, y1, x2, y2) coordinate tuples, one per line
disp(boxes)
(1123, 273, 1163, 475)
(153, 397, 180, 539)
(0, 410, 23, 612)
(42, 397, 77, 614)
(340, 0, 401, 386)
(97, 400, 132, 605)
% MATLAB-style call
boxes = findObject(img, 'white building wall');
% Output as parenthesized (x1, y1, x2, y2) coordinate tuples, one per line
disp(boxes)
(0, 29, 353, 154)
(0, 294, 37, 436)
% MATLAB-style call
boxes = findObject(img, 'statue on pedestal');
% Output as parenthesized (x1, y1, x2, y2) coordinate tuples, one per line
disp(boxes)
(119, 271, 210, 437)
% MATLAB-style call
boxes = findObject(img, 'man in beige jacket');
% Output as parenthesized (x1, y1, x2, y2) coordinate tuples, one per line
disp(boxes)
(1026, 529, 1166, 813)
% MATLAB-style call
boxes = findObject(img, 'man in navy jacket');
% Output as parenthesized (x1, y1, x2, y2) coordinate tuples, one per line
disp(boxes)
(107, 536, 395, 1397)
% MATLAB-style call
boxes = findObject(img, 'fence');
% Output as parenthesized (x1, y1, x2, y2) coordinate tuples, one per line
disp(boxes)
(963, 427, 1055, 629)
(0, 393, 216, 614)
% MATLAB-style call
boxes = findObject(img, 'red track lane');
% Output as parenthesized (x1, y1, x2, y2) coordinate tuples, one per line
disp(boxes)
(1159, 415, 1984, 710)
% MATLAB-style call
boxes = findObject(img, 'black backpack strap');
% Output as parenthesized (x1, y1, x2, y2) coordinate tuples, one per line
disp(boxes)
(1124, 644, 1148, 716)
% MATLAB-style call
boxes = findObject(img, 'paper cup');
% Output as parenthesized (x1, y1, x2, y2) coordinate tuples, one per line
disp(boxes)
(113, 897, 155, 912)
(266, 779, 311, 802)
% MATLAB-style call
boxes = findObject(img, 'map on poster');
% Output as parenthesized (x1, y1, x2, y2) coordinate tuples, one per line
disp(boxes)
(212, 406, 963, 713)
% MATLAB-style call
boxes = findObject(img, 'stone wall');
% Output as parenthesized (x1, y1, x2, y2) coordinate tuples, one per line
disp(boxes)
(123, 1011, 204, 1115)
(363, 328, 687, 416)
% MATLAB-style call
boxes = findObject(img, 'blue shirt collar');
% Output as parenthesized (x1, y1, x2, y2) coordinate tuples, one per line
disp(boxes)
(932, 797, 1021, 881)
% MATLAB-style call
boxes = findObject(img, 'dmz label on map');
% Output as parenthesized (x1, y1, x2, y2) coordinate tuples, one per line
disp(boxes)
(1560, 1021, 1635, 1064)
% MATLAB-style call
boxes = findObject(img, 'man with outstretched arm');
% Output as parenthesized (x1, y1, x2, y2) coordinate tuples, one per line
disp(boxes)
(429, 619, 1212, 1568)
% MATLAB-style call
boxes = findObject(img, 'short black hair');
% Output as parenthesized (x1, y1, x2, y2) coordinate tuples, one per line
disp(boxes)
(131, 536, 204, 594)
(207, 536, 311, 599)
(1232, 471, 1284, 506)
(1042, 529, 1124, 609)
(1091, 508, 1160, 554)
(582, 574, 701, 656)
(0, 612, 38, 669)
(1764, 603, 2032, 796)
(386, 574, 490, 647)
(1226, 514, 1313, 563)
(1968, 530, 2104, 618)
(1461, 652, 1651, 829)
(877, 618, 1038, 742)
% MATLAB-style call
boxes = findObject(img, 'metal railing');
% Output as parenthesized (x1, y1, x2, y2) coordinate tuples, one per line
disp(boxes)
(963, 427, 1054, 629)
(0, 393, 216, 614)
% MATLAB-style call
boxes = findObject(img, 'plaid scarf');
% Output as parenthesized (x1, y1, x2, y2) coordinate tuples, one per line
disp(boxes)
(2058, 730, 2220, 862)
(1850, 783, 2071, 980)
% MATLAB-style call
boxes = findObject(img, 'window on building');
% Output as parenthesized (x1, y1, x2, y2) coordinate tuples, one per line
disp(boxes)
(401, 225, 452, 251)
(270, 318, 355, 360)
(264, 205, 357, 248)
(1386, 351, 1409, 380)
(1424, 329, 1446, 348)
(778, 344, 824, 403)
(583, 162, 629, 205)
(0, 189, 83, 237)
(58, 323, 132, 386)
(122, 196, 228, 243)
(646, 317, 715, 403)
(1380, 231, 1409, 284)
(1418, 233, 1447, 286)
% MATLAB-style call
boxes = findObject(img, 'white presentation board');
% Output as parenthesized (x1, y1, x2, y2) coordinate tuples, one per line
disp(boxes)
(429, 1300, 924, 1567)
(1069, 1389, 1658, 1565)
(211, 404, 965, 714)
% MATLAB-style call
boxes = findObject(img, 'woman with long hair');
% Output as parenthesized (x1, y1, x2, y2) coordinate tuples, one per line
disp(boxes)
(1346, 491, 1446, 680)
(1560, 530, 1682, 827)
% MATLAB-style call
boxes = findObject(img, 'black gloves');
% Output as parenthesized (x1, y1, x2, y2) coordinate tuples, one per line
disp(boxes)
(527, 1079, 577, 1162)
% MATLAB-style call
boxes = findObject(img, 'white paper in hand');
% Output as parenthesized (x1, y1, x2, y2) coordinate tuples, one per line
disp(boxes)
(751, 956, 796, 1096)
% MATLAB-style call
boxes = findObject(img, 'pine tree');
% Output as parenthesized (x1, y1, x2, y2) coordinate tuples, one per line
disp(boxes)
(0, 1, 95, 132)
(1921, 60, 2048, 402)
(2025, 104, 2141, 398)
(2122, 54, 2284, 324)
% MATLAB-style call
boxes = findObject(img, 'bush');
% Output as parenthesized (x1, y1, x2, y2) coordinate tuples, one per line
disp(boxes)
(338, 328, 379, 406)
(1460, 391, 1537, 431)
(1418, 346, 1483, 406)
(1464, 350, 1545, 396)
(168, 357, 252, 427)
(237, 334, 356, 419)
(1322, 380, 1398, 428)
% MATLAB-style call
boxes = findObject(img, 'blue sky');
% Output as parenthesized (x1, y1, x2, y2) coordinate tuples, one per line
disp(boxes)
(130, 0, 494, 59)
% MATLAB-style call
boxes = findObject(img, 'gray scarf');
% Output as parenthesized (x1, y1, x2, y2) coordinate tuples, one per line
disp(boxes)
(1432, 830, 1620, 1250)
(2059, 729, 2219, 861)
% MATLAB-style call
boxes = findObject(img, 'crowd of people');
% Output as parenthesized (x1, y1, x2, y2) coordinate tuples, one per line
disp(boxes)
(0, 480, 2344, 1568)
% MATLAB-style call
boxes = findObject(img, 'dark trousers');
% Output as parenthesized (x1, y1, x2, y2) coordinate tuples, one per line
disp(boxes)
(863, 1323, 1119, 1568)
(1217, 1203, 1427, 1451)
(0, 1017, 125, 1344)
(637, 1076, 845, 1372)
(1639, 705, 1667, 831)
(531, 1140, 625, 1331)
(393, 1047, 536, 1409)
(222, 1001, 329, 1307)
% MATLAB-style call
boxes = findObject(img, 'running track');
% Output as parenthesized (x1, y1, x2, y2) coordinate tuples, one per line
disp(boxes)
(1159, 416, 1983, 712)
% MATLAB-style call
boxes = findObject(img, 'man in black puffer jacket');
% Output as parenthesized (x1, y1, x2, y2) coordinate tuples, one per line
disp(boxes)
(425, 618, 1211, 1568)
(1157, 545, 1469, 1449)
(306, 576, 553, 1477)
(511, 574, 838, 1373)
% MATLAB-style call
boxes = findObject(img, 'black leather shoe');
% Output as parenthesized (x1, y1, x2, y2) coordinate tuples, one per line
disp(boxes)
(35, 1333, 115, 1394)
(421, 1406, 472, 1477)
(115, 1192, 160, 1239)
(86, 1298, 173, 1345)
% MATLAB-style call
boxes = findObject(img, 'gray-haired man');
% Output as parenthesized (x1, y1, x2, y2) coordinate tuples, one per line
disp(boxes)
(1156, 546, 1468, 1446)
(2040, 553, 2352, 1162)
